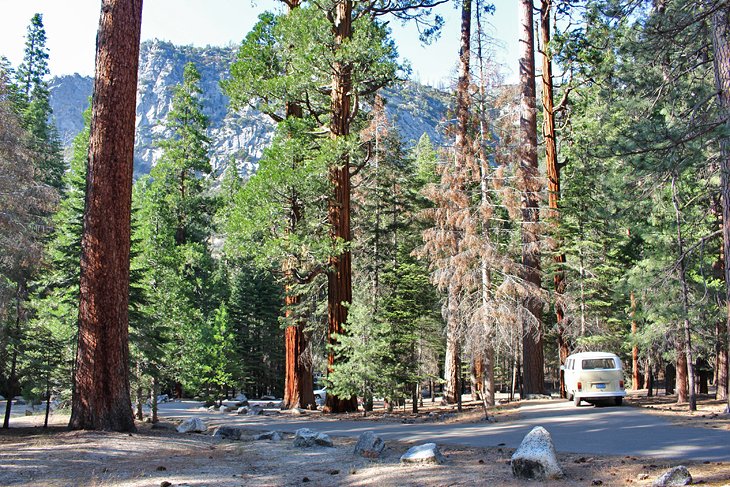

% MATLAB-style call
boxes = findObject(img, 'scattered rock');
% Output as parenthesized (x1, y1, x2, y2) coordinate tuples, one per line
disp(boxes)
(510, 426, 564, 480)
(247, 405, 264, 416)
(234, 393, 248, 402)
(652, 466, 692, 487)
(328, 469, 340, 475)
(293, 428, 333, 447)
(315, 433, 333, 447)
(400, 443, 445, 465)
(287, 407, 305, 415)
(302, 477, 310, 482)
(160, 482, 171, 487)
(176, 417, 207, 433)
(524, 394, 552, 400)
(236, 407, 248, 415)
(156, 466, 167, 471)
(207, 405, 217, 412)
(354, 431, 385, 459)
(212, 426, 242, 441)
(592, 480, 603, 486)
(218, 405, 232, 412)
(254, 431, 283, 442)
(638, 474, 650, 480)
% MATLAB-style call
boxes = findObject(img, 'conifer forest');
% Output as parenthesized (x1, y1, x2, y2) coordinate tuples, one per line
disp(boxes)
(3, 0, 730, 436)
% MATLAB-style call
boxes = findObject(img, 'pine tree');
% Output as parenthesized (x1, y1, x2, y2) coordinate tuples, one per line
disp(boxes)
(16, 13, 64, 191)
(134, 61, 222, 400)
(0, 83, 57, 428)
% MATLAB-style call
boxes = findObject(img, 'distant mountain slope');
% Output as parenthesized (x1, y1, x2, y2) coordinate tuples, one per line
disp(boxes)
(49, 40, 449, 178)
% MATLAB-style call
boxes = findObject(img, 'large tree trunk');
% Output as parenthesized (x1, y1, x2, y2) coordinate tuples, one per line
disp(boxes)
(540, 0, 569, 399)
(443, 286, 461, 405)
(279, 0, 315, 412)
(712, 1, 730, 414)
(519, 0, 545, 396)
(324, 0, 357, 413)
(441, 0, 471, 412)
(69, 0, 142, 432)
(283, 291, 315, 409)
(676, 348, 688, 404)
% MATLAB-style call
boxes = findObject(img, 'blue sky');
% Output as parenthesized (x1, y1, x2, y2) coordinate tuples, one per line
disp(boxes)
(0, 0, 519, 86)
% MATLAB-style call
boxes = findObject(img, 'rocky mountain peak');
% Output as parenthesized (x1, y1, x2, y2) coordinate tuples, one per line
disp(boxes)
(49, 40, 448, 179)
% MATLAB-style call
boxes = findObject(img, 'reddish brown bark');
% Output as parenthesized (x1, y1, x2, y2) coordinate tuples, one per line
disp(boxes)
(324, 0, 357, 413)
(69, 0, 142, 432)
(712, 3, 730, 413)
(520, 0, 545, 396)
(540, 0, 568, 398)
(280, 0, 315, 411)
(283, 291, 315, 409)
(676, 348, 688, 404)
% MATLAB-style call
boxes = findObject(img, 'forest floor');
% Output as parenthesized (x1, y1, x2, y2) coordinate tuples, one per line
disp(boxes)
(1, 393, 729, 487)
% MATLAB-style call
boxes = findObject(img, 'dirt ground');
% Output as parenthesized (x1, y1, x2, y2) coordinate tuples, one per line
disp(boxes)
(1, 394, 729, 487)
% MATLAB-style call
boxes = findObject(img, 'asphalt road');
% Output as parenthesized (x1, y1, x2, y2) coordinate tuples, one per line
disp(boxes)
(157, 399, 730, 462)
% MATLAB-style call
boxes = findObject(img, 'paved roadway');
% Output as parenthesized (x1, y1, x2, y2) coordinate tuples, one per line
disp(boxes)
(158, 400, 730, 462)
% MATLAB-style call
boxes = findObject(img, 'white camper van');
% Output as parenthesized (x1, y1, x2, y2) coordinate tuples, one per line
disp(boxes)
(562, 352, 626, 406)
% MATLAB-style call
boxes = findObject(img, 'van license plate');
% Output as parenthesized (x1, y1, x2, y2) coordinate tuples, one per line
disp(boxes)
(595, 383, 606, 389)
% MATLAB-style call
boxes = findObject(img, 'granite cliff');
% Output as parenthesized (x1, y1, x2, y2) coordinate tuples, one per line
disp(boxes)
(49, 40, 449, 178)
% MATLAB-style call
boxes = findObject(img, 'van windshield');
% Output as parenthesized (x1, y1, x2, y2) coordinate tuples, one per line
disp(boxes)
(582, 358, 616, 370)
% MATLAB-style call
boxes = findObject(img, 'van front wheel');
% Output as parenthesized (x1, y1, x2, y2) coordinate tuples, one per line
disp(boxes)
(614, 397, 622, 406)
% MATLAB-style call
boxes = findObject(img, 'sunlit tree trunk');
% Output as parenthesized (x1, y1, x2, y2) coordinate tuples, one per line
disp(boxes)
(324, 0, 358, 413)
(69, 0, 142, 432)
(540, 0, 568, 398)
(676, 348, 688, 404)
(520, 0, 545, 396)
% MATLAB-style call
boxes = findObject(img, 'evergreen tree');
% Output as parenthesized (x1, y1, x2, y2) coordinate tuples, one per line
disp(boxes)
(16, 13, 64, 191)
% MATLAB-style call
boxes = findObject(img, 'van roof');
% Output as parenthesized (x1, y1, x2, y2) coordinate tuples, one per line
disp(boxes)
(567, 352, 619, 359)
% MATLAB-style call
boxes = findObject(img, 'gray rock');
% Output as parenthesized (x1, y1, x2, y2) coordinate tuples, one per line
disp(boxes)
(287, 408, 305, 415)
(294, 428, 333, 447)
(315, 433, 333, 447)
(234, 393, 248, 403)
(212, 426, 242, 440)
(511, 426, 564, 480)
(207, 405, 217, 412)
(294, 428, 318, 447)
(247, 405, 263, 416)
(354, 431, 385, 459)
(255, 431, 283, 441)
(236, 406, 248, 415)
(400, 443, 445, 465)
(218, 405, 232, 412)
(653, 466, 692, 487)
(176, 417, 207, 433)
